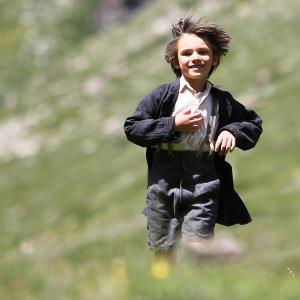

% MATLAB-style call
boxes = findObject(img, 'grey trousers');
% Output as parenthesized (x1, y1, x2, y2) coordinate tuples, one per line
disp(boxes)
(144, 150, 220, 252)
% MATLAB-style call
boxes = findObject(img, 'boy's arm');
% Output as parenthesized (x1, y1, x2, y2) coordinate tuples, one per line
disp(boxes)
(218, 93, 263, 151)
(124, 88, 176, 147)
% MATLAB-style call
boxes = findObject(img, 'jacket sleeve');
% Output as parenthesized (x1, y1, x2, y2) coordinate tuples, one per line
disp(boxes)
(219, 92, 263, 150)
(123, 85, 176, 147)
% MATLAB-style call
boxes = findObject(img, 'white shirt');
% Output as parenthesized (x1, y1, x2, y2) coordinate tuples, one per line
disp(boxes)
(171, 76, 215, 151)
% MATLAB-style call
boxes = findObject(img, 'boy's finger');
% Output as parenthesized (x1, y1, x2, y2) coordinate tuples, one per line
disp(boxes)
(182, 108, 192, 114)
(189, 114, 201, 121)
(192, 111, 203, 118)
(230, 140, 236, 152)
(219, 138, 227, 155)
(219, 137, 231, 155)
(214, 137, 221, 152)
(191, 117, 202, 124)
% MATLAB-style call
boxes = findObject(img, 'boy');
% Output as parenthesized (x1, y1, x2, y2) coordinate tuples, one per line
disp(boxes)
(124, 16, 262, 264)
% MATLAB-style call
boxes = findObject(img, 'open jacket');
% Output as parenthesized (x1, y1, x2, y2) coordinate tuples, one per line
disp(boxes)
(124, 79, 263, 226)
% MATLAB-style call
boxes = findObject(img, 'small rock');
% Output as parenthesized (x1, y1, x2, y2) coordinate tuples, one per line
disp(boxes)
(181, 233, 244, 262)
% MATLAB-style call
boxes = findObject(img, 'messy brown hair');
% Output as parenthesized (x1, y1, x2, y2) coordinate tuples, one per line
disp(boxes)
(165, 16, 231, 78)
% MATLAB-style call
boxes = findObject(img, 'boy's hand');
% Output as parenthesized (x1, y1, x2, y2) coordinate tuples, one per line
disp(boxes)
(173, 108, 203, 133)
(214, 130, 235, 155)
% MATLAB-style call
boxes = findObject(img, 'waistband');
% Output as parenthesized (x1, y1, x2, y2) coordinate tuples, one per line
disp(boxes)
(154, 148, 212, 160)
(160, 142, 211, 152)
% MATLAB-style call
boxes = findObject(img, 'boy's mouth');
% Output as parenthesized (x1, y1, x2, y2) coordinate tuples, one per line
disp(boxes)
(189, 65, 203, 69)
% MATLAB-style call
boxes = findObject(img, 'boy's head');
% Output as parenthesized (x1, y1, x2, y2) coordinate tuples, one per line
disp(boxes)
(165, 16, 231, 78)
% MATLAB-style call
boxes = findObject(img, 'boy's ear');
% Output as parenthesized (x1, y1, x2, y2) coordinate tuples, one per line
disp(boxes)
(172, 58, 180, 69)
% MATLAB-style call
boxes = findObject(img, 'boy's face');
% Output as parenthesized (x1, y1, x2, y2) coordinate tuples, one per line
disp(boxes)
(174, 33, 218, 90)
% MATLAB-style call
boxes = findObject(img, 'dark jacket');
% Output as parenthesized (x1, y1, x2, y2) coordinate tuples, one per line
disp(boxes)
(124, 79, 263, 226)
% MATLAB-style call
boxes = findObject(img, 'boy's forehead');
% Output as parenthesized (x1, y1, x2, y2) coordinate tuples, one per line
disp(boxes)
(177, 33, 211, 48)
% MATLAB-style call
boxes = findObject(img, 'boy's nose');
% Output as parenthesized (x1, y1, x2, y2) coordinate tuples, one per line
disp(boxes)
(191, 51, 201, 61)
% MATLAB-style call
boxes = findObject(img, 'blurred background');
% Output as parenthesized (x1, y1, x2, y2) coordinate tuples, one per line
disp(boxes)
(0, 0, 299, 299)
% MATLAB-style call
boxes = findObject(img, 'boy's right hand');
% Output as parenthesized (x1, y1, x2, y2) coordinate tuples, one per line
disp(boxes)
(173, 108, 203, 133)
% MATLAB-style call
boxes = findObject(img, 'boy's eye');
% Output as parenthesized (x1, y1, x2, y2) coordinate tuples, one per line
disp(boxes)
(181, 51, 192, 56)
(198, 50, 209, 55)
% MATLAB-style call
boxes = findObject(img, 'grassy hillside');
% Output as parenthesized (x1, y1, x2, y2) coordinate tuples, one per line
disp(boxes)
(1, 0, 300, 299)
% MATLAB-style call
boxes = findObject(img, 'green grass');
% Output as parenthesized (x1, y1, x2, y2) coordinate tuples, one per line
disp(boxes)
(0, 0, 300, 299)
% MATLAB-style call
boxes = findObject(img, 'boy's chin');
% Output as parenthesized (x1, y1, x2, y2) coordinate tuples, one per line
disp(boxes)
(186, 73, 206, 81)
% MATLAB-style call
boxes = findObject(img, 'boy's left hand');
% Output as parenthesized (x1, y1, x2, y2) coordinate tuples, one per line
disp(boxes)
(214, 130, 235, 155)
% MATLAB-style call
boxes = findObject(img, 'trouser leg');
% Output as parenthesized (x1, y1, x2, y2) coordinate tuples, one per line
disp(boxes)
(180, 153, 220, 243)
(145, 151, 182, 252)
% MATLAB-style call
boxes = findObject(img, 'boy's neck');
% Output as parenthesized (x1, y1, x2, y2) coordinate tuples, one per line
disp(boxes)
(184, 77, 207, 93)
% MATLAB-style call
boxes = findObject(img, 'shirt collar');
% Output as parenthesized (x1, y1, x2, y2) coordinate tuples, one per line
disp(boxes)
(179, 76, 212, 98)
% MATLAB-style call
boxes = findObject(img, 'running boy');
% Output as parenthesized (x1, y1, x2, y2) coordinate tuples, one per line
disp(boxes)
(124, 16, 262, 261)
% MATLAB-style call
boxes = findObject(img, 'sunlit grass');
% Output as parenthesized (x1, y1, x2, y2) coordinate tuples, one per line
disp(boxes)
(0, 0, 300, 299)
